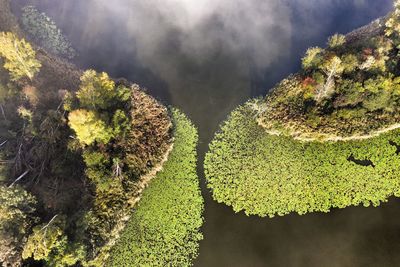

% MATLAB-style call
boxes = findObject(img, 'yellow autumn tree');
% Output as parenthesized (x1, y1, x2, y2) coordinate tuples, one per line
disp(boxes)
(0, 32, 41, 81)
(68, 109, 113, 146)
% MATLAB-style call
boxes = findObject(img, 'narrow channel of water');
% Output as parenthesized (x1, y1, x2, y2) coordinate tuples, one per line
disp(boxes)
(12, 1, 400, 266)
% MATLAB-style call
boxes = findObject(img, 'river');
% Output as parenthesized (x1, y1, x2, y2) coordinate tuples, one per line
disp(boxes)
(11, 1, 400, 266)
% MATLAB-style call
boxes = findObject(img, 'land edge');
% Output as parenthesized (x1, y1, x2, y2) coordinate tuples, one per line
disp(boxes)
(89, 137, 175, 265)
(255, 16, 400, 143)
(1, 0, 180, 264)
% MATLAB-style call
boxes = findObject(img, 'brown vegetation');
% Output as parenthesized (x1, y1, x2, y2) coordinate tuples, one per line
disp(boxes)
(123, 85, 173, 176)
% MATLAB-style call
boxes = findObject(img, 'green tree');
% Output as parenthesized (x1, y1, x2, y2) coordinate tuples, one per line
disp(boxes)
(302, 47, 324, 70)
(386, 0, 400, 36)
(111, 109, 130, 137)
(22, 216, 85, 266)
(21, 5, 76, 59)
(341, 54, 359, 74)
(76, 70, 130, 110)
(82, 150, 113, 188)
(328, 33, 346, 48)
(0, 186, 37, 266)
(22, 217, 65, 261)
(0, 32, 41, 81)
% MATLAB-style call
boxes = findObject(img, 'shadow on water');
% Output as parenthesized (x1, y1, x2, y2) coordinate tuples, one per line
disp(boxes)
(11, 0, 400, 266)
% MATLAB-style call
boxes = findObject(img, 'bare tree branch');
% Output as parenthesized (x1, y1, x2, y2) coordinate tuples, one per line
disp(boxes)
(8, 170, 29, 187)
(40, 214, 59, 231)
(0, 104, 6, 120)
(0, 140, 8, 148)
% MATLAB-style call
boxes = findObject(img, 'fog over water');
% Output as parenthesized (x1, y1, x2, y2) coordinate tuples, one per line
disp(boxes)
(12, 0, 400, 266)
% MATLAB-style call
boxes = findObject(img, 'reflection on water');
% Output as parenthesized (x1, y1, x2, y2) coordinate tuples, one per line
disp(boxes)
(11, 0, 400, 266)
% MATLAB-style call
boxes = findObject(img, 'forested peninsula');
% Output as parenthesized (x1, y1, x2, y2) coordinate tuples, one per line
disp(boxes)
(0, 1, 203, 266)
(205, 1, 400, 217)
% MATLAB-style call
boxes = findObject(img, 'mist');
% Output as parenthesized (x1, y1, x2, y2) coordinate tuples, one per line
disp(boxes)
(18, 0, 387, 126)
(15, 0, 393, 94)
(49, 0, 392, 69)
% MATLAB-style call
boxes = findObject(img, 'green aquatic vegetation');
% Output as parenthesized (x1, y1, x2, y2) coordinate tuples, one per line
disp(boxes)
(205, 104, 400, 218)
(108, 109, 204, 267)
(21, 5, 76, 59)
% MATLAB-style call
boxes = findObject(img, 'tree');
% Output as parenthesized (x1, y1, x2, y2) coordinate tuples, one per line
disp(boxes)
(328, 33, 346, 49)
(0, 32, 41, 81)
(385, 0, 400, 48)
(82, 150, 113, 188)
(68, 109, 113, 146)
(341, 54, 359, 74)
(21, 5, 76, 59)
(315, 56, 344, 102)
(302, 47, 324, 70)
(76, 70, 130, 110)
(68, 70, 132, 147)
(22, 216, 85, 266)
(362, 76, 399, 111)
(0, 186, 37, 267)
(22, 216, 65, 261)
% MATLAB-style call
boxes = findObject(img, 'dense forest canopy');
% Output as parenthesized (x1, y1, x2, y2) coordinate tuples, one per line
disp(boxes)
(255, 0, 400, 141)
(0, 1, 203, 266)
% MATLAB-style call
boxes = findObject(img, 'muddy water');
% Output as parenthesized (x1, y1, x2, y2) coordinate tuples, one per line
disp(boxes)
(11, 1, 400, 266)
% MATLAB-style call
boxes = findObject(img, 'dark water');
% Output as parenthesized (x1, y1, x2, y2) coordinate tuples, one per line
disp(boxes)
(12, 1, 400, 266)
